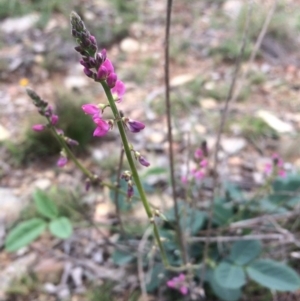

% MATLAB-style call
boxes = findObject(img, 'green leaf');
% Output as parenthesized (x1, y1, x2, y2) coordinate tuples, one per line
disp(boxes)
(215, 261, 246, 289)
(49, 217, 73, 239)
(207, 269, 242, 301)
(141, 167, 167, 178)
(246, 259, 300, 292)
(5, 218, 47, 252)
(213, 203, 233, 226)
(33, 189, 58, 219)
(229, 240, 261, 265)
(146, 263, 165, 292)
(112, 249, 135, 265)
(165, 201, 206, 234)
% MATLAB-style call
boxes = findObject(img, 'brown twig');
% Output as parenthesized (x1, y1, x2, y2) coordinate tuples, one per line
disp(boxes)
(164, 0, 188, 264)
(200, 0, 253, 287)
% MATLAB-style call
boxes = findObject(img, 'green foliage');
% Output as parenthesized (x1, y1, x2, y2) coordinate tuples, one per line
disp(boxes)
(5, 218, 47, 252)
(49, 217, 73, 239)
(33, 189, 58, 219)
(6, 273, 39, 297)
(229, 240, 262, 265)
(214, 261, 246, 289)
(207, 269, 242, 301)
(112, 249, 135, 265)
(247, 259, 300, 291)
(5, 188, 76, 252)
(146, 263, 166, 293)
(165, 201, 206, 235)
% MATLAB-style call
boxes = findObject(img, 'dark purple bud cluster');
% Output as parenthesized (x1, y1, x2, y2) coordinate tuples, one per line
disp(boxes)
(70, 12, 97, 57)
(121, 170, 134, 198)
(27, 89, 79, 168)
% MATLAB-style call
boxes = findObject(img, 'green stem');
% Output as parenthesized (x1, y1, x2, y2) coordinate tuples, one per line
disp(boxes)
(101, 81, 168, 266)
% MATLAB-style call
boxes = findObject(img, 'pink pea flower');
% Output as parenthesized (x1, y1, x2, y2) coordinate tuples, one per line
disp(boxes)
(82, 104, 101, 117)
(50, 114, 59, 125)
(107, 72, 117, 88)
(111, 80, 126, 103)
(167, 274, 188, 295)
(32, 124, 45, 132)
(194, 148, 203, 159)
(127, 185, 134, 198)
(93, 117, 110, 137)
(127, 119, 145, 133)
(57, 156, 68, 167)
(264, 153, 286, 177)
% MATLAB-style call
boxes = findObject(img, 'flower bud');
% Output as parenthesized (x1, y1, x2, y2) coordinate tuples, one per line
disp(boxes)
(32, 124, 45, 132)
(138, 155, 150, 167)
(97, 65, 108, 80)
(84, 67, 94, 78)
(57, 156, 68, 167)
(126, 119, 145, 133)
(51, 114, 59, 125)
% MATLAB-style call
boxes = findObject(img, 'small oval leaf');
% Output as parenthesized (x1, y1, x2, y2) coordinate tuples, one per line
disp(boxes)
(33, 189, 58, 219)
(215, 261, 246, 289)
(247, 259, 300, 292)
(229, 240, 261, 265)
(49, 217, 73, 239)
(5, 218, 47, 252)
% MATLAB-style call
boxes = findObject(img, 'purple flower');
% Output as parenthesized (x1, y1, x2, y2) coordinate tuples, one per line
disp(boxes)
(97, 65, 108, 80)
(51, 114, 59, 125)
(93, 117, 110, 137)
(107, 72, 117, 88)
(102, 58, 114, 74)
(194, 148, 203, 159)
(32, 124, 45, 132)
(84, 67, 94, 78)
(264, 153, 286, 177)
(127, 185, 134, 198)
(127, 119, 145, 133)
(111, 80, 126, 103)
(82, 104, 101, 117)
(138, 155, 150, 167)
(57, 156, 68, 167)
(167, 274, 188, 295)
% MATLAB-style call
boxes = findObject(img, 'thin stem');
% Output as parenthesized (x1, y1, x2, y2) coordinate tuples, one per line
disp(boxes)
(114, 148, 125, 235)
(164, 0, 188, 264)
(200, 0, 253, 287)
(101, 81, 168, 266)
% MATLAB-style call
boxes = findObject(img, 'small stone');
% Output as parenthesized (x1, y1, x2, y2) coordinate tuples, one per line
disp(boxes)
(120, 38, 140, 53)
(43, 283, 58, 294)
(256, 110, 295, 133)
(147, 132, 165, 144)
(200, 98, 217, 110)
(57, 286, 70, 300)
(0, 124, 10, 141)
(0, 14, 39, 33)
(223, 0, 243, 19)
(34, 258, 64, 283)
(33, 178, 52, 190)
(92, 250, 104, 264)
(0, 188, 23, 224)
(170, 74, 196, 87)
(71, 267, 83, 287)
(221, 137, 246, 155)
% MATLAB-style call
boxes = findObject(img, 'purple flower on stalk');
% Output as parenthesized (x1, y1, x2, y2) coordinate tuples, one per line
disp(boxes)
(51, 114, 59, 125)
(84, 67, 94, 78)
(264, 153, 286, 177)
(107, 72, 117, 88)
(138, 155, 150, 167)
(32, 124, 45, 132)
(82, 104, 101, 117)
(167, 274, 188, 295)
(111, 80, 126, 103)
(127, 119, 145, 133)
(97, 58, 114, 80)
(57, 156, 68, 167)
(93, 117, 110, 137)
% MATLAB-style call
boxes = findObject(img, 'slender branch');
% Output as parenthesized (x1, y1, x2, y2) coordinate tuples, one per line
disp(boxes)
(189, 233, 290, 243)
(200, 0, 253, 287)
(164, 0, 188, 265)
(114, 148, 125, 235)
(101, 81, 168, 266)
